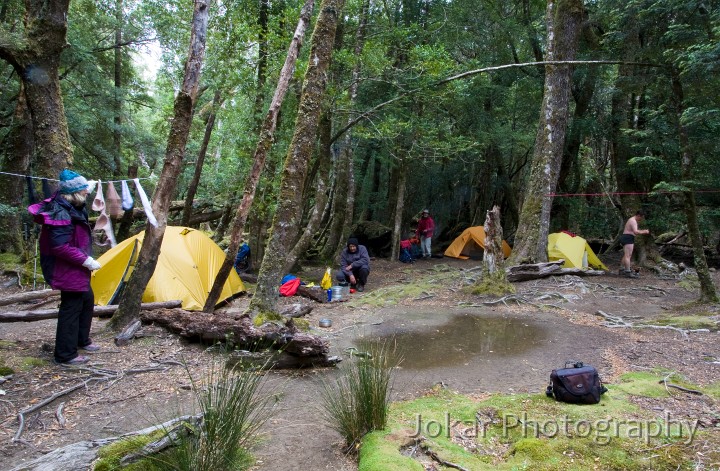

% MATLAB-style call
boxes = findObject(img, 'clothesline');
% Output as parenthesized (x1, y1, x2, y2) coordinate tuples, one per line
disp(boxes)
(0, 170, 153, 183)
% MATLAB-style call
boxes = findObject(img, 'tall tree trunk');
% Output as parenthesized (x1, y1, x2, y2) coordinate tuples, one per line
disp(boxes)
(202, 0, 315, 312)
(285, 112, 332, 271)
(323, 0, 369, 261)
(248, 0, 345, 316)
(390, 156, 407, 261)
(0, 0, 73, 177)
(0, 83, 33, 253)
(671, 72, 718, 303)
(508, 0, 583, 265)
(110, 0, 209, 328)
(182, 89, 223, 226)
(112, 0, 123, 177)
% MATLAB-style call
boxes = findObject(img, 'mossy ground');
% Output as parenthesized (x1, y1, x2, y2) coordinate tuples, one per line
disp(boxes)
(359, 372, 718, 470)
(349, 264, 459, 308)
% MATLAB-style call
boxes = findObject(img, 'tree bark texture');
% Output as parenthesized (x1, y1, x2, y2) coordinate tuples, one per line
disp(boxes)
(0, 0, 73, 177)
(0, 82, 33, 253)
(249, 0, 345, 315)
(390, 157, 407, 262)
(671, 72, 718, 303)
(111, 0, 209, 328)
(483, 205, 505, 275)
(509, 0, 584, 265)
(202, 0, 315, 312)
(182, 89, 223, 226)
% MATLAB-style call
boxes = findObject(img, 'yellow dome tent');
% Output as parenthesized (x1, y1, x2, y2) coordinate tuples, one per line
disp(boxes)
(444, 226, 512, 259)
(91, 226, 245, 311)
(547, 232, 607, 271)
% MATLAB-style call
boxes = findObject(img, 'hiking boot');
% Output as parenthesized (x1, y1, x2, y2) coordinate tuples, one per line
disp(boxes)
(80, 343, 101, 352)
(56, 355, 89, 365)
(357, 285, 365, 292)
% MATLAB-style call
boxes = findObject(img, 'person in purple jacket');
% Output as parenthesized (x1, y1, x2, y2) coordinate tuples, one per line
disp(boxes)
(335, 237, 370, 292)
(28, 170, 102, 365)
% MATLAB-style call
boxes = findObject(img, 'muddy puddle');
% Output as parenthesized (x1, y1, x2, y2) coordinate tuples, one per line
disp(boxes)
(355, 314, 547, 369)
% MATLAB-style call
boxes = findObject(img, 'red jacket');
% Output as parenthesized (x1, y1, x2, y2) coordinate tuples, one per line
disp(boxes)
(416, 215, 435, 238)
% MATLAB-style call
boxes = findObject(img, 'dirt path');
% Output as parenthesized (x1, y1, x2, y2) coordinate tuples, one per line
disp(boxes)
(1, 257, 718, 470)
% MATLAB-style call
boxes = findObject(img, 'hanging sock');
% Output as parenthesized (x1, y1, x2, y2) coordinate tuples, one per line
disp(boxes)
(41, 178, 53, 198)
(134, 178, 158, 227)
(26, 176, 38, 204)
(121, 180, 134, 211)
(91, 179, 105, 212)
(105, 182, 123, 218)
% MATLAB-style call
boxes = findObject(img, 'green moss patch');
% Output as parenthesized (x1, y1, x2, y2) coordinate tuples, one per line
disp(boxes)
(644, 315, 719, 331)
(95, 433, 166, 471)
(19, 357, 49, 371)
(359, 377, 706, 471)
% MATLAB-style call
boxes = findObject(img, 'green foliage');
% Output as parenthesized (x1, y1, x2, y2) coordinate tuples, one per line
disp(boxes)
(154, 361, 274, 471)
(321, 341, 399, 450)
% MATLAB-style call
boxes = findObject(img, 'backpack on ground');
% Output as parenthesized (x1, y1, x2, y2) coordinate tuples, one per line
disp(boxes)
(546, 361, 607, 404)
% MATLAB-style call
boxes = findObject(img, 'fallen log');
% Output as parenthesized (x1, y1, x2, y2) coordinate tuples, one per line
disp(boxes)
(296, 285, 328, 303)
(0, 300, 182, 323)
(280, 303, 313, 318)
(227, 350, 341, 369)
(506, 260, 605, 281)
(0, 289, 60, 306)
(8, 415, 202, 471)
(141, 309, 330, 358)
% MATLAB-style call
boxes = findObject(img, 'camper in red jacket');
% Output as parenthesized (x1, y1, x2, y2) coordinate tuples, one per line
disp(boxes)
(415, 209, 435, 259)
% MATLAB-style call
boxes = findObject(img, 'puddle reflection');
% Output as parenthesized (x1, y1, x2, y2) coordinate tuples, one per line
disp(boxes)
(355, 314, 546, 369)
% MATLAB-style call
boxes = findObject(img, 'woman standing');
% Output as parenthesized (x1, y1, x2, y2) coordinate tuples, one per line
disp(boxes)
(28, 170, 102, 365)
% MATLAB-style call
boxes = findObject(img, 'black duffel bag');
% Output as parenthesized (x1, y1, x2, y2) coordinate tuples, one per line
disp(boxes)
(545, 361, 608, 404)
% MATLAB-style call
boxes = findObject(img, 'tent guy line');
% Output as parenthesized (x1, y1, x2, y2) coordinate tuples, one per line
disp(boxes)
(0, 170, 153, 184)
(546, 189, 720, 197)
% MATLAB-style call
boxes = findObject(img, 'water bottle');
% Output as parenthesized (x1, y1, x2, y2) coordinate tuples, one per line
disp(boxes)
(327, 289, 332, 302)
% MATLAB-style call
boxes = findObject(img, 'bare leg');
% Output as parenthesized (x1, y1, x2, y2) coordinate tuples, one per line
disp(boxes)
(621, 244, 634, 271)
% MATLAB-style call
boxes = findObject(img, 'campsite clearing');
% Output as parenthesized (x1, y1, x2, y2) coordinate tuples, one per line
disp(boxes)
(0, 255, 719, 470)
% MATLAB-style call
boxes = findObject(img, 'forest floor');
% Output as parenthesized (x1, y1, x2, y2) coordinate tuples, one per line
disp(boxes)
(1, 254, 719, 470)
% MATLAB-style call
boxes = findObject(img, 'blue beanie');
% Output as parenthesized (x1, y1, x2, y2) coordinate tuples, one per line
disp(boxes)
(58, 169, 89, 194)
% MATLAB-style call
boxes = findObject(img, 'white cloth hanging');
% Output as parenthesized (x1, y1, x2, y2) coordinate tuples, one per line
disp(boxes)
(134, 178, 158, 227)
(93, 212, 117, 247)
(121, 180, 134, 211)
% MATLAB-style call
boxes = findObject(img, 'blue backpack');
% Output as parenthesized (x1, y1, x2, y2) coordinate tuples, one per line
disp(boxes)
(399, 247, 413, 263)
(234, 243, 252, 273)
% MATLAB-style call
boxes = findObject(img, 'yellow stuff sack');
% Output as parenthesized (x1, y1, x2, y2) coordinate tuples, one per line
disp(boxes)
(320, 268, 332, 290)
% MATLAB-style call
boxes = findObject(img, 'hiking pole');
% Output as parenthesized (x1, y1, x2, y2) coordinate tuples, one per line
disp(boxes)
(33, 238, 38, 290)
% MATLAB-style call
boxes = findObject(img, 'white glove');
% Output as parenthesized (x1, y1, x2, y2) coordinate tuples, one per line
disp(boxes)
(82, 257, 101, 271)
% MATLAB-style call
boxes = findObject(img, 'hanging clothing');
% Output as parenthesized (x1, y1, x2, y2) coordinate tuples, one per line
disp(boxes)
(105, 182, 123, 218)
(121, 180, 134, 211)
(134, 178, 157, 227)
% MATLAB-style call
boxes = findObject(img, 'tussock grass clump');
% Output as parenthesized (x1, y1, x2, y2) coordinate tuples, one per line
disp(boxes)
(322, 342, 399, 450)
(158, 361, 276, 470)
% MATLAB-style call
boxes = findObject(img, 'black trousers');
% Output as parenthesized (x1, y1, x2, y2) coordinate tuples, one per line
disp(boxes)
(335, 267, 369, 287)
(55, 289, 94, 363)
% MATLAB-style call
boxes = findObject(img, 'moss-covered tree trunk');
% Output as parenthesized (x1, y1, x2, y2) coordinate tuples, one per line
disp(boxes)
(671, 72, 718, 303)
(202, 0, 315, 313)
(248, 0, 345, 316)
(390, 156, 407, 262)
(0, 0, 73, 177)
(508, 0, 583, 265)
(483, 205, 505, 276)
(110, 0, 209, 328)
(0, 83, 33, 254)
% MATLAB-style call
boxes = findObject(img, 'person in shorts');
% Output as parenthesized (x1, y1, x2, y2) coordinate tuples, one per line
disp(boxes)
(620, 210, 650, 278)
